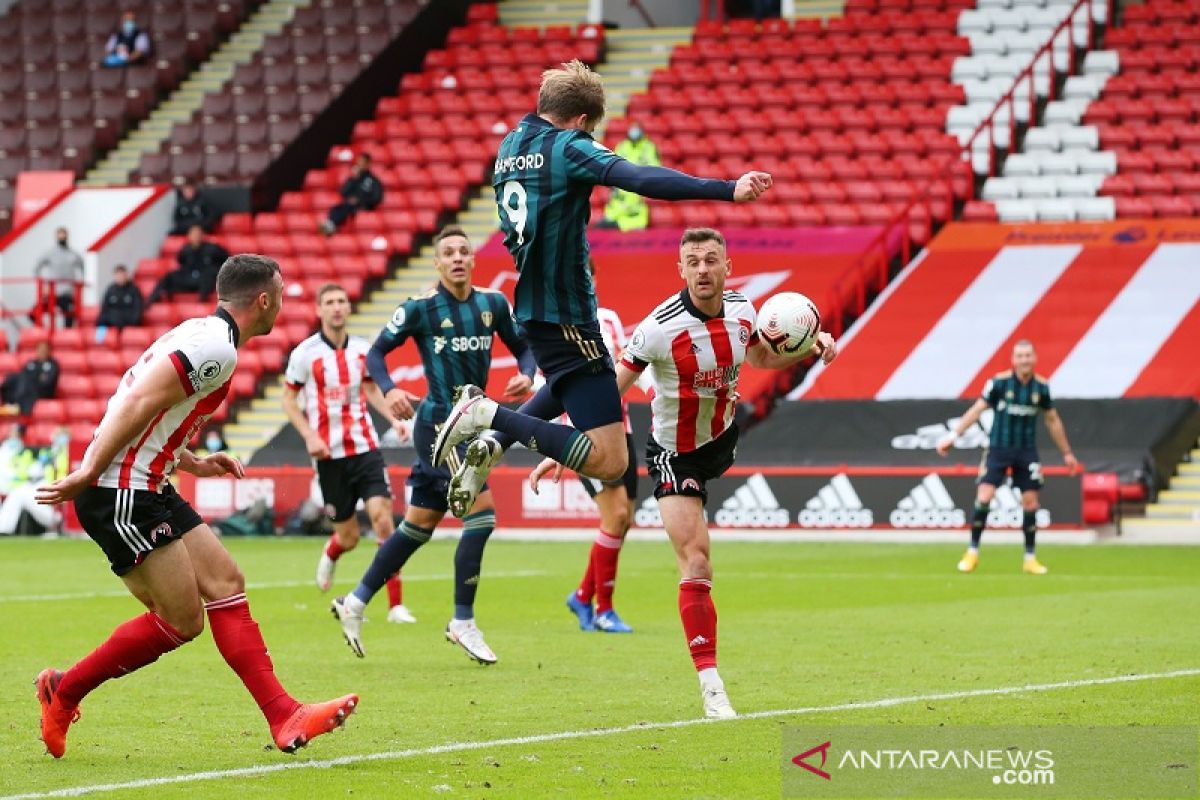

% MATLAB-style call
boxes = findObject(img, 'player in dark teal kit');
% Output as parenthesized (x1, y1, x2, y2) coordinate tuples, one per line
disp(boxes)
(330, 225, 536, 665)
(434, 59, 772, 517)
(938, 340, 1079, 574)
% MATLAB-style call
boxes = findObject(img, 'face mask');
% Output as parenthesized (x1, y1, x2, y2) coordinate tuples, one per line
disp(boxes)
(205, 436, 222, 451)
(57, 239, 67, 247)
(628, 126, 642, 141)
(122, 20, 136, 33)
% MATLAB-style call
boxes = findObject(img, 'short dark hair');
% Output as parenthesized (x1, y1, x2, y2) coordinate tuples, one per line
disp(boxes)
(113, 264, 128, 273)
(216, 254, 281, 307)
(316, 283, 347, 303)
(679, 228, 726, 250)
(187, 223, 204, 235)
(434, 225, 470, 247)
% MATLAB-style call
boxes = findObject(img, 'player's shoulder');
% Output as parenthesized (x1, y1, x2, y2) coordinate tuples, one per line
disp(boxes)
(650, 292, 688, 324)
(176, 316, 237, 355)
(992, 369, 1013, 380)
(723, 291, 755, 318)
(597, 305, 622, 324)
(347, 334, 373, 351)
(472, 286, 507, 304)
(1034, 373, 1050, 384)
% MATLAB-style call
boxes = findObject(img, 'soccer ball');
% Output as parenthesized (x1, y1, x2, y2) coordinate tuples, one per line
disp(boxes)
(756, 292, 821, 356)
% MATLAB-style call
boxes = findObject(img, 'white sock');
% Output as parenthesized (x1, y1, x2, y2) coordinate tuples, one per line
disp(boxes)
(344, 595, 366, 615)
(698, 667, 723, 691)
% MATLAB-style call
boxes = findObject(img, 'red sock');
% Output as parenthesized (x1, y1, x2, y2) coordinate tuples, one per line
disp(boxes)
(324, 534, 346, 561)
(575, 547, 596, 605)
(205, 593, 299, 729)
(56, 612, 188, 709)
(678, 579, 717, 672)
(386, 573, 402, 607)
(591, 530, 623, 614)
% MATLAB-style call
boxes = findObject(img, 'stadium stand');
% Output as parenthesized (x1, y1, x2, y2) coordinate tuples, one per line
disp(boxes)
(86, 0, 424, 187)
(0, 0, 261, 231)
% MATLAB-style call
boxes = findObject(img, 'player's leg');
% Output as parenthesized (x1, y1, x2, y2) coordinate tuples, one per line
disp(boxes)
(184, 520, 358, 751)
(960, 450, 1004, 573)
(365, 495, 412, 622)
(1017, 452, 1048, 574)
(581, 440, 636, 633)
(659, 494, 733, 718)
(445, 490, 500, 665)
(315, 458, 361, 591)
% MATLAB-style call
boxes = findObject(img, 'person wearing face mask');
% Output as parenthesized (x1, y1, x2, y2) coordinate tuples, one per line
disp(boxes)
(1, 341, 60, 418)
(599, 123, 661, 232)
(34, 228, 85, 329)
(103, 11, 153, 68)
(95, 265, 144, 344)
(197, 428, 231, 458)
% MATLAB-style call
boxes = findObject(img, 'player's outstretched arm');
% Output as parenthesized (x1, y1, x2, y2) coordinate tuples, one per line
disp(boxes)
(936, 399, 990, 457)
(178, 449, 245, 478)
(1043, 409, 1079, 474)
(36, 357, 189, 504)
(603, 159, 770, 203)
(746, 332, 837, 370)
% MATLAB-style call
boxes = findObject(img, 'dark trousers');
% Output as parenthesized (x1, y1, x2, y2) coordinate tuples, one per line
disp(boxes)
(1, 373, 37, 415)
(327, 202, 359, 227)
(54, 293, 75, 328)
(148, 270, 215, 304)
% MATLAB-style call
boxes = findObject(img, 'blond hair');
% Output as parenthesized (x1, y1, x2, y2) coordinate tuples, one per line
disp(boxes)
(537, 60, 606, 126)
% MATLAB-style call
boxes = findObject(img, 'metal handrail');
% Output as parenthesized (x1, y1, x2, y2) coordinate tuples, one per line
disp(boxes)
(837, 0, 1097, 335)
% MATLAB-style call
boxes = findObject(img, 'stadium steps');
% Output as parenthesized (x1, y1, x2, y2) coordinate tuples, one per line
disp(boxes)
(222, 186, 501, 456)
(594, 27, 693, 125)
(81, 0, 308, 186)
(499, 0, 589, 28)
(1121, 445, 1200, 533)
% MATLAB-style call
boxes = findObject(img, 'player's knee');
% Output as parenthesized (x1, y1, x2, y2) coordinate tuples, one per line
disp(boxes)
(593, 449, 629, 483)
(165, 607, 205, 641)
(609, 504, 631, 536)
(338, 527, 361, 548)
(683, 548, 712, 580)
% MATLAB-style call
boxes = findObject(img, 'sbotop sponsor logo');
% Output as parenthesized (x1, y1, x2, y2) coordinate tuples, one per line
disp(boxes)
(798, 474, 873, 528)
(714, 474, 790, 527)
(890, 474, 966, 528)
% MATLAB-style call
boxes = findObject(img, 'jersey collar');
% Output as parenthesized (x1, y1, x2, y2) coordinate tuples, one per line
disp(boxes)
(318, 328, 348, 350)
(679, 288, 723, 321)
(213, 306, 240, 347)
(522, 113, 551, 131)
(437, 281, 474, 303)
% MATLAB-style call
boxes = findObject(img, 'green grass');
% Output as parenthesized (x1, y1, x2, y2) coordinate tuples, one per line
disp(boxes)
(1, 537, 1197, 799)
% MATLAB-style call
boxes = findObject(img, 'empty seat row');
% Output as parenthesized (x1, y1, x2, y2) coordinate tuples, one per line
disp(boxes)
(965, 196, 1117, 221)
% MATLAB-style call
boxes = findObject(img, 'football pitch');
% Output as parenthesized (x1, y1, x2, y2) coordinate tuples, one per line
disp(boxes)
(1, 536, 1197, 799)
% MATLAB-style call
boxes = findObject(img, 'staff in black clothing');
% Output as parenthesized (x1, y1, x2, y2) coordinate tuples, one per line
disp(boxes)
(1, 341, 59, 417)
(319, 154, 384, 236)
(95, 265, 144, 343)
(147, 225, 229, 304)
(102, 10, 153, 67)
(170, 184, 218, 235)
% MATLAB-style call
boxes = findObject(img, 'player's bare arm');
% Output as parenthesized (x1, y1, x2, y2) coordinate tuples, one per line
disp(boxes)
(1043, 408, 1080, 474)
(281, 384, 332, 460)
(936, 398, 990, 456)
(382, 387, 419, 421)
(178, 449, 245, 479)
(363, 380, 416, 437)
(37, 357, 189, 504)
(746, 331, 837, 370)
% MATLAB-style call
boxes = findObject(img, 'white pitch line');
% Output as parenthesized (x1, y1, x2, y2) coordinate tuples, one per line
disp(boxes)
(0, 571, 547, 604)
(4, 668, 1198, 800)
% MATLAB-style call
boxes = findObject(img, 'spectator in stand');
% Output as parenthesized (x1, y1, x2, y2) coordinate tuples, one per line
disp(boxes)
(94, 265, 144, 344)
(598, 124, 660, 231)
(170, 183, 218, 235)
(0, 341, 60, 417)
(102, 10, 154, 67)
(0, 425, 32, 495)
(35, 228, 85, 329)
(198, 427, 230, 457)
(147, 225, 230, 305)
(0, 427, 69, 536)
(319, 154, 384, 236)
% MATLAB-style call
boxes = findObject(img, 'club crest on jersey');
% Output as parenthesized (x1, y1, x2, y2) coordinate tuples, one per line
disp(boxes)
(480, 311, 493, 327)
(682, 478, 702, 493)
(737, 326, 749, 345)
(149, 522, 172, 542)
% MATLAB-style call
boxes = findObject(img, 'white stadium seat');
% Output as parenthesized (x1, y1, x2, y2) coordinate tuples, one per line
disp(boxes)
(982, 177, 1020, 201)
(1023, 127, 1061, 152)
(1017, 176, 1059, 198)
(1076, 150, 1118, 175)
(1058, 125, 1100, 152)
(1043, 98, 1090, 126)
(958, 9, 992, 35)
(1063, 74, 1105, 102)
(1003, 153, 1041, 177)
(952, 56, 988, 82)
(995, 199, 1038, 221)
(1083, 50, 1120, 77)
(1056, 174, 1104, 197)
(1073, 196, 1116, 220)
(1036, 198, 1076, 221)
(1037, 150, 1080, 176)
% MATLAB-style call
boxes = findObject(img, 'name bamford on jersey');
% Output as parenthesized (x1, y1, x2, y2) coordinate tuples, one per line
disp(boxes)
(494, 153, 545, 175)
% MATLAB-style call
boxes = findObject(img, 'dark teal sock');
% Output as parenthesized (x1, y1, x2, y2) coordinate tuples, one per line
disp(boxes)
(490, 406, 592, 471)
(454, 510, 495, 620)
(352, 520, 432, 604)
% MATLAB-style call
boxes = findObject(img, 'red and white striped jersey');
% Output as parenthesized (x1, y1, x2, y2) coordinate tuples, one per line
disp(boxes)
(95, 312, 238, 492)
(621, 289, 757, 453)
(597, 306, 633, 434)
(285, 331, 379, 460)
